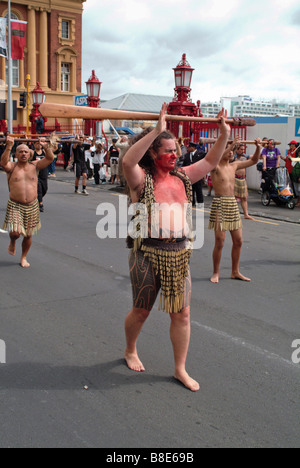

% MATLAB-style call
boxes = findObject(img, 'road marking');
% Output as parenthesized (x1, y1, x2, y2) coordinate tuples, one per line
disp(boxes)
(252, 218, 280, 226)
(191, 320, 298, 370)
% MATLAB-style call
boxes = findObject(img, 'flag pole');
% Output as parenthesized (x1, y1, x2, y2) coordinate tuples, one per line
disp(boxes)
(7, 0, 13, 134)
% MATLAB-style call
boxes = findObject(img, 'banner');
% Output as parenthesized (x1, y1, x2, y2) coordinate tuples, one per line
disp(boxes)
(11, 20, 27, 60)
(0, 18, 7, 58)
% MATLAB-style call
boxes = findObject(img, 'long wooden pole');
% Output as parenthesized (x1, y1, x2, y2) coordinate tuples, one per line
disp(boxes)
(39, 103, 257, 127)
(201, 138, 281, 145)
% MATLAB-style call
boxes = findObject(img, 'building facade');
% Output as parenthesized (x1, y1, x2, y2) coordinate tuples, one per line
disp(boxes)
(0, 0, 86, 131)
(201, 95, 300, 119)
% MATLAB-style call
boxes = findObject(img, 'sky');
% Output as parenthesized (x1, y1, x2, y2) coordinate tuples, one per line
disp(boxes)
(82, 0, 300, 104)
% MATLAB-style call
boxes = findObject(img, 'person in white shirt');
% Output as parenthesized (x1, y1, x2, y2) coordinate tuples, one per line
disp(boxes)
(93, 142, 107, 185)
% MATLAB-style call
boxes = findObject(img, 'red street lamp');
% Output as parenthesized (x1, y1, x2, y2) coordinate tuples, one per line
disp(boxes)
(32, 82, 45, 105)
(85, 70, 102, 136)
(173, 53, 194, 103)
(167, 54, 197, 139)
(30, 82, 47, 133)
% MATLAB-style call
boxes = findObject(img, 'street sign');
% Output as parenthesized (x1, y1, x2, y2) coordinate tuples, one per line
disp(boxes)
(74, 95, 88, 107)
(295, 118, 300, 137)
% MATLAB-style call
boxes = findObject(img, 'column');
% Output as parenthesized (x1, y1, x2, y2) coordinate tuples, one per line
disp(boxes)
(27, 6, 36, 86)
(39, 9, 48, 88)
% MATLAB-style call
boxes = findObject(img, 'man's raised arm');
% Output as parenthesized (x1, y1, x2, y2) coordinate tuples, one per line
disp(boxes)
(122, 102, 168, 192)
(234, 138, 262, 170)
(35, 138, 54, 170)
(183, 109, 231, 184)
(0, 136, 15, 172)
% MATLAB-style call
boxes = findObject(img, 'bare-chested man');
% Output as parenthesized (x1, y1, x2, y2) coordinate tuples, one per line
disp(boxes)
(122, 103, 230, 392)
(234, 143, 254, 220)
(209, 138, 262, 284)
(0, 136, 54, 267)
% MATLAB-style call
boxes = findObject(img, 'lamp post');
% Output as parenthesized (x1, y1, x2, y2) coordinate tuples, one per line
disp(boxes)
(29, 82, 46, 133)
(167, 54, 197, 140)
(85, 70, 101, 136)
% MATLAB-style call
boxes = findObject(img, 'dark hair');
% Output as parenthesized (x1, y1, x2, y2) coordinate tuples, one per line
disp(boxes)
(124, 129, 176, 195)
(137, 129, 175, 177)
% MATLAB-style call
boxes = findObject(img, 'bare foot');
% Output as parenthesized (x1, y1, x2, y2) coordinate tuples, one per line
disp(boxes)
(244, 215, 255, 221)
(124, 351, 145, 372)
(174, 370, 200, 392)
(8, 241, 16, 256)
(20, 257, 30, 268)
(210, 273, 219, 284)
(231, 272, 251, 282)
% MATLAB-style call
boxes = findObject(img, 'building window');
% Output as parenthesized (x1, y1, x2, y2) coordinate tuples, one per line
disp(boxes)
(58, 16, 75, 46)
(61, 62, 70, 92)
(61, 20, 70, 39)
(5, 59, 19, 87)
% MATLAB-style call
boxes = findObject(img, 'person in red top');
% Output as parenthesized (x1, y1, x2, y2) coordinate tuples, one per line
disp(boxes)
(281, 140, 298, 175)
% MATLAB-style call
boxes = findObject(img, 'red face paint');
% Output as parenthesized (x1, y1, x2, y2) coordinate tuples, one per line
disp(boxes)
(154, 140, 177, 173)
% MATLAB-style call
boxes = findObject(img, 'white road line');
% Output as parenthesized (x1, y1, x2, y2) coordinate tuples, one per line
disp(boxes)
(191, 320, 298, 370)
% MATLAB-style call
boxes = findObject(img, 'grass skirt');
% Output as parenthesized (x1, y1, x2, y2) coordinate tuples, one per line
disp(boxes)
(3, 199, 41, 237)
(208, 196, 242, 232)
(234, 178, 248, 198)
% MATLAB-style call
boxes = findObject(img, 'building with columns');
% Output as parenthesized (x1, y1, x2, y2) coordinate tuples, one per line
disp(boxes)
(0, 0, 86, 131)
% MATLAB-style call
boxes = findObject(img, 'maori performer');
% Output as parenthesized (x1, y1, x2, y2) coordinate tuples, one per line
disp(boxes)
(0, 136, 54, 268)
(209, 138, 262, 284)
(122, 103, 230, 392)
(234, 143, 254, 220)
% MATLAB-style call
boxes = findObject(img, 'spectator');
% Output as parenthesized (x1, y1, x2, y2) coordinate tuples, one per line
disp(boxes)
(31, 141, 49, 212)
(116, 136, 129, 187)
(182, 141, 206, 206)
(93, 142, 106, 185)
(292, 155, 300, 206)
(261, 139, 281, 192)
(177, 137, 187, 167)
(35, 116, 44, 134)
(281, 140, 298, 189)
(72, 136, 89, 195)
(108, 138, 120, 185)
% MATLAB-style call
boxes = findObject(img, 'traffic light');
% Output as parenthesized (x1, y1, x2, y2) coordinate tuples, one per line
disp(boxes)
(19, 91, 27, 108)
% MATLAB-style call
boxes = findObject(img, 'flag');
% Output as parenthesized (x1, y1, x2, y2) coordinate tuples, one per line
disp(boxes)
(0, 18, 7, 58)
(11, 20, 27, 60)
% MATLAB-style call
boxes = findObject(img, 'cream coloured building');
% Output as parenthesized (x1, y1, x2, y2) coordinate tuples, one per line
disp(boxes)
(0, 0, 86, 131)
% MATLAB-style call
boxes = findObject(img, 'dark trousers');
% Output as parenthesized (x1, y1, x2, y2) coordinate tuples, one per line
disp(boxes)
(192, 180, 203, 205)
(94, 164, 100, 185)
(38, 178, 48, 204)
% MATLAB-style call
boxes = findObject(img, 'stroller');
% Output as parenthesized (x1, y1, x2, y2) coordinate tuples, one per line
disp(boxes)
(261, 167, 296, 209)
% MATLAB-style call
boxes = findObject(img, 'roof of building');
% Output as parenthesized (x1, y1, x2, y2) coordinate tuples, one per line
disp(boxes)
(101, 93, 173, 113)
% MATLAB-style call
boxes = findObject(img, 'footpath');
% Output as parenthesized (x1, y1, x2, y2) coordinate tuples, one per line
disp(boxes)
(50, 167, 300, 225)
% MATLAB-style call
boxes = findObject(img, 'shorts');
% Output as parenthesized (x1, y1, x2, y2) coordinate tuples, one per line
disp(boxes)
(75, 161, 87, 178)
(110, 162, 119, 176)
(3, 199, 41, 237)
(129, 248, 192, 313)
(208, 196, 242, 232)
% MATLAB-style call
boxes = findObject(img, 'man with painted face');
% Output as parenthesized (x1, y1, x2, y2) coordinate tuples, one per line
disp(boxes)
(122, 103, 230, 392)
(0, 136, 54, 267)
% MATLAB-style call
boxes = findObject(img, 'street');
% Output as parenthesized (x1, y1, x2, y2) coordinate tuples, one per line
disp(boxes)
(0, 170, 299, 448)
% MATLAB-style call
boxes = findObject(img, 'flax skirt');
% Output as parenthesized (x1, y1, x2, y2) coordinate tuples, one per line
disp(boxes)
(3, 199, 41, 237)
(208, 196, 242, 232)
(234, 178, 248, 198)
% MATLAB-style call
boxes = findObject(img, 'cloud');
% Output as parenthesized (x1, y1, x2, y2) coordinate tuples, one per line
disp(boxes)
(82, 0, 300, 103)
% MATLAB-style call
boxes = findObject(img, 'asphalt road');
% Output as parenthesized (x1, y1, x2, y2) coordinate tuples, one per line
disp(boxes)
(0, 172, 299, 448)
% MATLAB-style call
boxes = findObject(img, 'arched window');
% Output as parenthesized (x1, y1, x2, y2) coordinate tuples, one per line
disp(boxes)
(4, 12, 20, 88)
